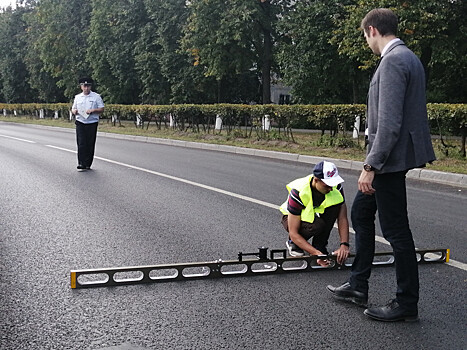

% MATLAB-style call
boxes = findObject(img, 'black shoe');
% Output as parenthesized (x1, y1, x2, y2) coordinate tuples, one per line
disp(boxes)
(327, 282, 368, 306)
(85, 166, 91, 170)
(364, 299, 418, 322)
(77, 164, 86, 171)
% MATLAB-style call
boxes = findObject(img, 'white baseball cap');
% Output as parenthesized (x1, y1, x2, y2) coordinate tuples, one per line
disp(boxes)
(313, 161, 344, 187)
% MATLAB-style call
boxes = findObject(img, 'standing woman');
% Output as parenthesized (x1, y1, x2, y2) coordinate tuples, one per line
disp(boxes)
(71, 77, 104, 171)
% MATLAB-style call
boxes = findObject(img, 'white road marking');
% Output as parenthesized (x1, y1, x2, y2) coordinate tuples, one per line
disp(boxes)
(0, 134, 36, 143)
(46, 144, 467, 271)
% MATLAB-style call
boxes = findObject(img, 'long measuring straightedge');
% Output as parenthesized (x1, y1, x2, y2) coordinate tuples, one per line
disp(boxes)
(70, 247, 449, 289)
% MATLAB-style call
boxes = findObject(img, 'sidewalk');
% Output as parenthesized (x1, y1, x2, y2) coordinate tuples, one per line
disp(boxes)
(99, 131, 467, 188)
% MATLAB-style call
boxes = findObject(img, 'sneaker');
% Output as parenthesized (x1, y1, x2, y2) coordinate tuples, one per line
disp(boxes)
(286, 240, 304, 257)
(77, 164, 86, 171)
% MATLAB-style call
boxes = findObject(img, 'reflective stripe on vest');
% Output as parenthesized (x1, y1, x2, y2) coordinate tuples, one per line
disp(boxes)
(279, 175, 344, 223)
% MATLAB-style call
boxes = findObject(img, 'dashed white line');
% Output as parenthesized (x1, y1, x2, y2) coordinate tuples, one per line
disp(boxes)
(0, 134, 36, 143)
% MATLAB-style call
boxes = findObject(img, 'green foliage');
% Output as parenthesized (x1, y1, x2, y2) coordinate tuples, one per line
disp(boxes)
(182, 0, 289, 103)
(332, 0, 467, 103)
(1, 102, 464, 156)
(0, 6, 35, 103)
(141, 0, 219, 104)
(427, 103, 466, 157)
(88, 0, 145, 104)
(277, 0, 367, 104)
(31, 0, 92, 100)
(0, 1, 465, 105)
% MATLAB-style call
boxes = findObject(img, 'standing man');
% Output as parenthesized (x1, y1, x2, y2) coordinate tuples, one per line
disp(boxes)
(280, 161, 350, 266)
(71, 77, 104, 171)
(327, 8, 435, 322)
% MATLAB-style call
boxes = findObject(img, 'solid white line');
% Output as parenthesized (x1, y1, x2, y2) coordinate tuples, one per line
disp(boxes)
(45, 145, 278, 209)
(0, 134, 36, 143)
(46, 144, 466, 271)
(338, 225, 465, 270)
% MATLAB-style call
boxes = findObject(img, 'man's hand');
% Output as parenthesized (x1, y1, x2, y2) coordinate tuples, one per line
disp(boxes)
(315, 251, 330, 267)
(358, 169, 375, 194)
(332, 245, 350, 265)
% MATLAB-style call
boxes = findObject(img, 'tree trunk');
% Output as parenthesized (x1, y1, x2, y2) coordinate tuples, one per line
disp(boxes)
(260, 0, 272, 104)
(420, 45, 433, 89)
(262, 28, 272, 104)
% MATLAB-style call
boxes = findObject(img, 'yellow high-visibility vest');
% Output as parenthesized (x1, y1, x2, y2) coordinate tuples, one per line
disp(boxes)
(279, 175, 344, 223)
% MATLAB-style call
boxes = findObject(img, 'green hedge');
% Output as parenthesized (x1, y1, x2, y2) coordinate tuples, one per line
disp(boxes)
(1, 102, 465, 155)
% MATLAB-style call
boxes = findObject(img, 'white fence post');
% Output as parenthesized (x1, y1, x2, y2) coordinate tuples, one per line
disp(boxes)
(215, 114, 222, 130)
(169, 113, 176, 128)
(353, 115, 360, 139)
(111, 114, 119, 124)
(69, 111, 74, 121)
(3, 109, 6, 116)
(136, 114, 143, 127)
(262, 115, 271, 131)
(54, 111, 59, 119)
(39, 109, 44, 119)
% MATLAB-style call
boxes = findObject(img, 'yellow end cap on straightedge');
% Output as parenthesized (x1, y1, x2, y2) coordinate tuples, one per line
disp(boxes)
(70, 271, 76, 289)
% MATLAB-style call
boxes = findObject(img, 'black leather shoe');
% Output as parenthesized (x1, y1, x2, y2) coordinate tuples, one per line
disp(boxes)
(364, 299, 418, 322)
(77, 164, 86, 171)
(327, 282, 368, 306)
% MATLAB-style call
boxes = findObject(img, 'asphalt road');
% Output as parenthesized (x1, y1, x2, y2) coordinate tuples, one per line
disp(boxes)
(1, 123, 466, 350)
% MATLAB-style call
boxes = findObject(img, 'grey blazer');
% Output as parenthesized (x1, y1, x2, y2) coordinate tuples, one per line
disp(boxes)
(366, 40, 436, 174)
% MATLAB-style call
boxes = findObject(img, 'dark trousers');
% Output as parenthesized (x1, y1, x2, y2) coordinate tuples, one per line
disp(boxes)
(281, 205, 340, 254)
(75, 121, 98, 168)
(349, 171, 419, 311)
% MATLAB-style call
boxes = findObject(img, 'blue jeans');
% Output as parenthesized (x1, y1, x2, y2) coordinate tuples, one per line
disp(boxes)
(349, 171, 419, 311)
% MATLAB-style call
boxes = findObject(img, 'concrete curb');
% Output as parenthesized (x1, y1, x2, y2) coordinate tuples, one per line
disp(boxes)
(97, 131, 466, 188)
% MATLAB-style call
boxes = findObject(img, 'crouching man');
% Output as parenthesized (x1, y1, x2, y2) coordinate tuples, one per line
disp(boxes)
(280, 161, 350, 266)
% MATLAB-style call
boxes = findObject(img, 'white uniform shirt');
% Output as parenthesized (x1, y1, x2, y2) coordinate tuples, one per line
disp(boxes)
(72, 91, 104, 124)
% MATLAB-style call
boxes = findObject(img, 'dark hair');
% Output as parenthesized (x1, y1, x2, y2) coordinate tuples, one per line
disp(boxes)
(361, 8, 398, 37)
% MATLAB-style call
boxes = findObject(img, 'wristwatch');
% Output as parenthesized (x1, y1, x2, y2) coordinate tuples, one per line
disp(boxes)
(363, 163, 374, 172)
(340, 242, 350, 247)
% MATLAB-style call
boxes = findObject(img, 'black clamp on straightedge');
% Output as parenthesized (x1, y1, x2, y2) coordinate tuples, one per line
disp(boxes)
(238, 247, 287, 262)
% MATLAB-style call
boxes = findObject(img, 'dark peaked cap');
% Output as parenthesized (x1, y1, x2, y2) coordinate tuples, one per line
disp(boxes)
(79, 77, 93, 85)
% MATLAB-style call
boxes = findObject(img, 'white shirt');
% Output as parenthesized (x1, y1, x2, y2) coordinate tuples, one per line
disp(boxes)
(381, 38, 401, 57)
(72, 91, 104, 124)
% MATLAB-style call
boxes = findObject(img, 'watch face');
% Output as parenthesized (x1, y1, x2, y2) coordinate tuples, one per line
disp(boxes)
(364, 164, 372, 172)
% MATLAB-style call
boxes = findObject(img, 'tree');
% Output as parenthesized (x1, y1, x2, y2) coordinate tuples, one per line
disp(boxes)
(182, 0, 289, 103)
(277, 0, 367, 104)
(137, 0, 218, 104)
(87, 0, 145, 104)
(23, 2, 65, 103)
(0, 6, 35, 103)
(332, 0, 467, 103)
(33, 0, 92, 100)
